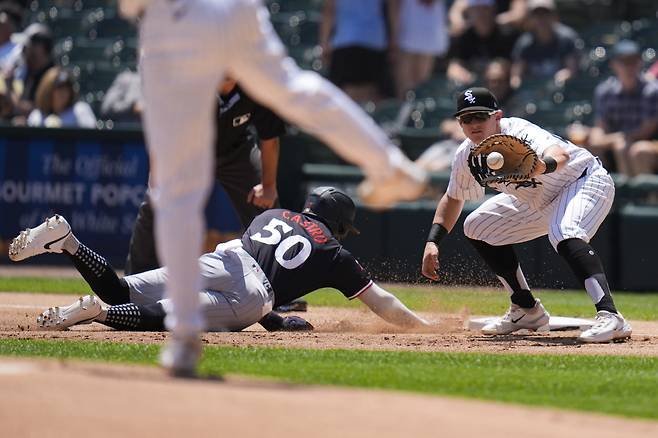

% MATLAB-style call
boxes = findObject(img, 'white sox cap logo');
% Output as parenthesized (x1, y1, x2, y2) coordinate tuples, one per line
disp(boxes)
(464, 90, 476, 104)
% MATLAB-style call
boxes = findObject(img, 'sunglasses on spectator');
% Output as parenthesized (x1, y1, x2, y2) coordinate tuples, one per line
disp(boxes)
(457, 111, 495, 124)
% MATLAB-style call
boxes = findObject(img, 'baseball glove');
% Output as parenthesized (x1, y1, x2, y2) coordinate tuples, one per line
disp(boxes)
(467, 134, 539, 187)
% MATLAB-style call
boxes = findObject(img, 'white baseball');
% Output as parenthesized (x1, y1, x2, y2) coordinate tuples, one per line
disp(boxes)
(487, 152, 504, 170)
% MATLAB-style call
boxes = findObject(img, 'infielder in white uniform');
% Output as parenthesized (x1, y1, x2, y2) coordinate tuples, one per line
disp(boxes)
(118, 0, 427, 375)
(421, 87, 631, 343)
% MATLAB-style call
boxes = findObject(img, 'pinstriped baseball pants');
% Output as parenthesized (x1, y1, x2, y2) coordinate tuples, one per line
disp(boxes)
(463, 166, 615, 250)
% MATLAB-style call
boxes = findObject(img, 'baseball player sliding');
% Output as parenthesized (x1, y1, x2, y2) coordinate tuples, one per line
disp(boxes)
(421, 87, 631, 343)
(118, 0, 427, 375)
(9, 188, 429, 335)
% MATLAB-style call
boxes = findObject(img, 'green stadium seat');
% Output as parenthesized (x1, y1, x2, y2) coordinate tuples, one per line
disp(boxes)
(76, 63, 122, 97)
(267, 0, 323, 14)
(57, 38, 113, 65)
(579, 21, 625, 48)
(410, 74, 458, 103)
(626, 174, 658, 206)
(364, 99, 409, 135)
(397, 127, 439, 160)
(86, 16, 136, 39)
(560, 75, 597, 102)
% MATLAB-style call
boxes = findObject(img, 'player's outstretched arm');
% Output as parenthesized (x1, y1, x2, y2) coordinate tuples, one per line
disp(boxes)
(358, 283, 429, 328)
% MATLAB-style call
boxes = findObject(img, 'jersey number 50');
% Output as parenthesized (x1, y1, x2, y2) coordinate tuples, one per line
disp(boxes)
(250, 218, 312, 269)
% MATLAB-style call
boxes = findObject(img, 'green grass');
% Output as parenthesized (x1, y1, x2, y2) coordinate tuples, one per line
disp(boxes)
(2, 277, 658, 320)
(1, 338, 657, 419)
(306, 286, 658, 320)
(0, 277, 91, 294)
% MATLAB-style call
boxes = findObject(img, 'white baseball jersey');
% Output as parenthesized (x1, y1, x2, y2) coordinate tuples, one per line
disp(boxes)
(448, 117, 614, 249)
(448, 117, 595, 208)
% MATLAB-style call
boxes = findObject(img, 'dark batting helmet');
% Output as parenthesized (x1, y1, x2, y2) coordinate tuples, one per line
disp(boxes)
(302, 186, 360, 240)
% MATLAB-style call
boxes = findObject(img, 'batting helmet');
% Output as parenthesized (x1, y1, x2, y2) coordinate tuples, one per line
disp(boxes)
(302, 187, 360, 240)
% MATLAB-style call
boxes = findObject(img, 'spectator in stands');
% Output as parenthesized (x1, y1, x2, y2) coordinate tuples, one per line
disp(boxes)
(630, 139, 658, 175)
(100, 69, 142, 126)
(27, 67, 96, 128)
(585, 40, 658, 175)
(394, 0, 449, 99)
(510, 0, 580, 89)
(481, 57, 523, 115)
(0, 2, 22, 75)
(446, 0, 519, 86)
(9, 23, 54, 121)
(448, 0, 527, 37)
(417, 58, 520, 171)
(645, 59, 658, 82)
(320, 0, 395, 103)
(0, 76, 13, 123)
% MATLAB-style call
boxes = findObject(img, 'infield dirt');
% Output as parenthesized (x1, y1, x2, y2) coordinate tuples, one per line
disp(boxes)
(2, 292, 658, 355)
(1, 292, 657, 438)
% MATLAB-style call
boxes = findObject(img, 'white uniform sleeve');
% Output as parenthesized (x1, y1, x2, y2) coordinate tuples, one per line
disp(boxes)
(503, 117, 567, 157)
(226, 0, 399, 181)
(446, 141, 485, 201)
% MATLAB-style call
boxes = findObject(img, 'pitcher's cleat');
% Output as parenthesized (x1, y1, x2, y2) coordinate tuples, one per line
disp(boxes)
(9, 215, 71, 261)
(37, 295, 102, 330)
(160, 335, 202, 378)
(482, 299, 550, 335)
(357, 158, 428, 209)
(578, 311, 632, 343)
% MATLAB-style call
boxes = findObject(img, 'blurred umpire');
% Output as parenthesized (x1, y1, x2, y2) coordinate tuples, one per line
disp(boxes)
(126, 76, 285, 275)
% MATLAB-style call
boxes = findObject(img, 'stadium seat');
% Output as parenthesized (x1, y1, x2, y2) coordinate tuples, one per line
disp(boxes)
(56, 37, 113, 65)
(410, 74, 458, 103)
(626, 175, 658, 206)
(364, 99, 410, 136)
(267, 0, 323, 14)
(85, 16, 135, 40)
(397, 127, 440, 160)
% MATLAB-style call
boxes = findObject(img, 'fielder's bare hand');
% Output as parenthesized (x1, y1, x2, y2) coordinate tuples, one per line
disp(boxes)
(248, 184, 278, 209)
(422, 242, 440, 281)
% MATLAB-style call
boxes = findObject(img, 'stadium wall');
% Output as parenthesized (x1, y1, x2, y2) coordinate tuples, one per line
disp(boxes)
(0, 128, 656, 291)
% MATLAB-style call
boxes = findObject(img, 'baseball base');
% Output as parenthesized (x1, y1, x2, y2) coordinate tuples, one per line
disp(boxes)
(466, 315, 595, 332)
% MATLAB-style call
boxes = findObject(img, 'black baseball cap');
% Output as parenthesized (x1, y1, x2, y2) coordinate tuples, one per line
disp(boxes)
(453, 87, 500, 117)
